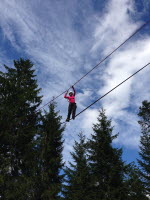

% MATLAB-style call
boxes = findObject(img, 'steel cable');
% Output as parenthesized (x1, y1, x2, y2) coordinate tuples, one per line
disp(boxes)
(62, 62, 150, 124)
(37, 20, 150, 112)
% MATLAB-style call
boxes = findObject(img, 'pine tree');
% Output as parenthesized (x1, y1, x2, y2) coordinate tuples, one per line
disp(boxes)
(124, 163, 148, 200)
(88, 109, 126, 200)
(63, 132, 91, 200)
(0, 58, 42, 199)
(38, 102, 65, 200)
(137, 100, 150, 196)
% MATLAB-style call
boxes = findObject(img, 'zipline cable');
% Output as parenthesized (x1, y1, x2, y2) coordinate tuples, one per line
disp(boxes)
(72, 21, 150, 86)
(64, 62, 150, 123)
(36, 20, 150, 112)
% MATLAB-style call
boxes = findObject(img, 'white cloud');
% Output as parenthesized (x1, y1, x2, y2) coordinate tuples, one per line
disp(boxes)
(98, 38, 150, 147)
(0, 0, 150, 164)
(76, 0, 150, 151)
(82, 109, 99, 130)
(91, 0, 141, 55)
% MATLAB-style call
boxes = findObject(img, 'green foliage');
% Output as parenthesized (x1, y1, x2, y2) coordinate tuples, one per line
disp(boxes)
(1, 58, 149, 200)
(138, 100, 150, 195)
(138, 101, 150, 133)
(124, 163, 149, 200)
(88, 109, 125, 200)
(0, 58, 42, 199)
(0, 59, 65, 200)
(38, 103, 65, 200)
(63, 133, 91, 200)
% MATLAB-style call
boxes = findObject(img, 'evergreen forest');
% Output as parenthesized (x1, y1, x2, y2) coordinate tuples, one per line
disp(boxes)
(0, 59, 150, 200)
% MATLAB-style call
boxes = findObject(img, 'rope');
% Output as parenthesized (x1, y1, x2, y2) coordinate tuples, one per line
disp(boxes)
(37, 20, 150, 112)
(64, 62, 150, 124)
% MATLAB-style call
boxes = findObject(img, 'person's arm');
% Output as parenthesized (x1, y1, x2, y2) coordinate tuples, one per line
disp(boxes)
(72, 86, 76, 96)
(64, 90, 69, 98)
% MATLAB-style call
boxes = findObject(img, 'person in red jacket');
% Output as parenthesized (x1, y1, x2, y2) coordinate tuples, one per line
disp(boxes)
(64, 86, 77, 122)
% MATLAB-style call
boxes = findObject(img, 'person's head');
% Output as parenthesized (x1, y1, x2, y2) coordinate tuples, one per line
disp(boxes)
(69, 91, 73, 96)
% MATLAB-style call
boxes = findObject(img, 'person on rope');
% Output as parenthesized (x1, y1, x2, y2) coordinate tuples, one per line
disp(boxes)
(64, 86, 77, 122)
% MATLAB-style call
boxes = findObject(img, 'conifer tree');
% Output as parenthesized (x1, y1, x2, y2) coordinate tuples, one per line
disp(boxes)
(88, 109, 125, 200)
(137, 100, 150, 195)
(124, 163, 148, 200)
(63, 132, 91, 200)
(38, 102, 65, 200)
(0, 58, 42, 199)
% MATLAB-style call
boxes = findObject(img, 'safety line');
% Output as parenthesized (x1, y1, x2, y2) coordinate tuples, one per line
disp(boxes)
(36, 20, 150, 112)
(64, 62, 150, 123)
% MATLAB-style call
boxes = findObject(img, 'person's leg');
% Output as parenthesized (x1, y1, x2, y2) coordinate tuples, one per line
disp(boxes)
(66, 103, 73, 121)
(72, 103, 77, 119)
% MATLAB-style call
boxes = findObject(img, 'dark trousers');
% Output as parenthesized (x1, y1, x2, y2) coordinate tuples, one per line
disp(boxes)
(67, 103, 77, 119)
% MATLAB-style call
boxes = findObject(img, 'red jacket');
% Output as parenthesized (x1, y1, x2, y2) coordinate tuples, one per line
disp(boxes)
(64, 87, 76, 103)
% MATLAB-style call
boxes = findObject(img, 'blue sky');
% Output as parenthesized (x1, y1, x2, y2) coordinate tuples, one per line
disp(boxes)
(0, 0, 150, 164)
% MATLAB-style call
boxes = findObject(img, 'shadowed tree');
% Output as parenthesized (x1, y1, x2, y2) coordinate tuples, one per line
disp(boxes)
(63, 132, 92, 200)
(0, 58, 42, 199)
(37, 102, 65, 200)
(88, 109, 126, 200)
(137, 100, 150, 196)
(124, 163, 148, 200)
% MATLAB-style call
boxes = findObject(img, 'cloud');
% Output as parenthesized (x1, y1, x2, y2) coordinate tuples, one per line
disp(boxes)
(91, 0, 141, 55)
(97, 37, 150, 146)
(75, 0, 150, 152)
(0, 0, 150, 164)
